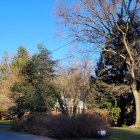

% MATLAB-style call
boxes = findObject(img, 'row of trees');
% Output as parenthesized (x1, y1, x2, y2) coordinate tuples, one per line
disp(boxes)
(0, 46, 93, 119)
(0, 44, 134, 126)
(0, 46, 57, 119)
(1, 0, 140, 127)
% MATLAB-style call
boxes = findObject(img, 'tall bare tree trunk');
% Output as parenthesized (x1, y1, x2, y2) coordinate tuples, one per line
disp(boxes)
(131, 66, 140, 127)
(132, 89, 140, 127)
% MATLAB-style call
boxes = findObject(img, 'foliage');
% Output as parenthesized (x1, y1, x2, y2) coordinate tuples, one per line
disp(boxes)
(10, 45, 57, 118)
(0, 52, 14, 117)
(87, 79, 123, 125)
(11, 113, 109, 138)
(11, 46, 29, 74)
(0, 52, 9, 82)
(93, 12, 140, 126)
(110, 107, 121, 125)
(89, 9, 140, 126)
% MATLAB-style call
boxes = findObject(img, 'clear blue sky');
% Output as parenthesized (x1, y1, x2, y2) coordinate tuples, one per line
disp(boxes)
(0, 0, 70, 61)
(0, 0, 99, 67)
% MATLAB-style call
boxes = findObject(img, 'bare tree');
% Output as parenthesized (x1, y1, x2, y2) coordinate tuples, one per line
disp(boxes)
(55, 66, 83, 115)
(55, 59, 93, 115)
(72, 58, 94, 113)
(56, 0, 140, 127)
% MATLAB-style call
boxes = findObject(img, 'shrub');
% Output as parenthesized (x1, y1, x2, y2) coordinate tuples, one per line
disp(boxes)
(11, 113, 110, 138)
(11, 120, 26, 132)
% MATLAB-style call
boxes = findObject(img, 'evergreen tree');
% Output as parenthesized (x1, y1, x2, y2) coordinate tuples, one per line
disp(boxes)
(11, 45, 57, 118)
(11, 46, 29, 72)
(94, 16, 140, 125)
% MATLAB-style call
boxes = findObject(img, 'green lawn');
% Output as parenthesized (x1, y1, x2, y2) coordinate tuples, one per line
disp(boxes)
(108, 127, 140, 140)
(60, 127, 140, 140)
(0, 120, 12, 124)
(0, 120, 12, 130)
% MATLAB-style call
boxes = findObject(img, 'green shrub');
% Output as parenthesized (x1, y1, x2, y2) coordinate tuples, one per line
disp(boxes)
(110, 107, 121, 125)
(122, 124, 127, 128)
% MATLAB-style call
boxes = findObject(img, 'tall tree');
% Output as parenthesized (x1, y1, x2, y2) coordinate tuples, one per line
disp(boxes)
(0, 52, 13, 117)
(56, 0, 140, 127)
(0, 52, 9, 82)
(23, 45, 56, 112)
(11, 45, 57, 118)
(10, 46, 30, 118)
(11, 46, 29, 75)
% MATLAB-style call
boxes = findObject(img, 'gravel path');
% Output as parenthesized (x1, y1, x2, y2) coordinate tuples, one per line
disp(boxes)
(0, 130, 55, 140)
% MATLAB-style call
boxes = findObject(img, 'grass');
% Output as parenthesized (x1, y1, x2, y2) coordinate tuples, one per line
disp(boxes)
(0, 120, 12, 130)
(0, 120, 12, 124)
(108, 127, 140, 140)
(35, 127, 140, 140)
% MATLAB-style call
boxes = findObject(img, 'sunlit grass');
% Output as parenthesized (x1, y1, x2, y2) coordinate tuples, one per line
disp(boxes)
(57, 127, 140, 140)
(108, 127, 140, 140)
(0, 120, 12, 123)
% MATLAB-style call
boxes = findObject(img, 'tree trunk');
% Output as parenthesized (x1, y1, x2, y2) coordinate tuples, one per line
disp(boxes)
(132, 89, 140, 127)
(129, 57, 140, 127)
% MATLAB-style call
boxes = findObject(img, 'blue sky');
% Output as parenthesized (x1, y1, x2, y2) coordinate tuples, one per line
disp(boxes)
(0, 0, 71, 61)
(0, 0, 99, 67)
